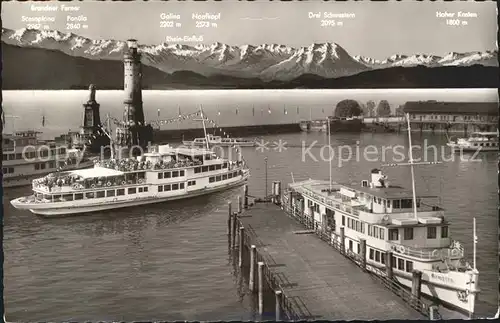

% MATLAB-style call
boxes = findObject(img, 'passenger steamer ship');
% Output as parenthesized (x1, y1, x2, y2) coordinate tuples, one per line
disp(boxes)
(11, 112, 250, 216)
(282, 114, 479, 316)
(446, 131, 498, 152)
(3, 130, 94, 188)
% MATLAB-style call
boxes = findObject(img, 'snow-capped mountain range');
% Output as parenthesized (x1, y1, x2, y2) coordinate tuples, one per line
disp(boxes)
(2, 27, 498, 81)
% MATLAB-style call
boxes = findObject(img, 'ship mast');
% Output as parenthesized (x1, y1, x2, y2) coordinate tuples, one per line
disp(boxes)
(327, 117, 332, 191)
(199, 105, 210, 150)
(406, 113, 418, 220)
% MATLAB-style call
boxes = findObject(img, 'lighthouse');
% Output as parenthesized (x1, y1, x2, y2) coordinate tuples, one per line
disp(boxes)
(115, 39, 153, 155)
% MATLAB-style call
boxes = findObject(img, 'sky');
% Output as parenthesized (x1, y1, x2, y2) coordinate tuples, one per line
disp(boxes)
(2, 0, 497, 59)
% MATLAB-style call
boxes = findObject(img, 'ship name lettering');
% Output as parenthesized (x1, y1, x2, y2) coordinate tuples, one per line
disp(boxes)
(430, 273, 454, 284)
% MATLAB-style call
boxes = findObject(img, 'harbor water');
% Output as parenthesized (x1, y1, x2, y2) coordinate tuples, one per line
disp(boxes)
(2, 89, 498, 320)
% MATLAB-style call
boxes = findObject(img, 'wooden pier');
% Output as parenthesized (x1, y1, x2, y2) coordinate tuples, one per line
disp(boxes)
(227, 184, 440, 321)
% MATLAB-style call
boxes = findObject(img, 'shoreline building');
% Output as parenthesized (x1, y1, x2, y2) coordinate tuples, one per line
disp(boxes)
(114, 39, 153, 157)
(404, 101, 498, 134)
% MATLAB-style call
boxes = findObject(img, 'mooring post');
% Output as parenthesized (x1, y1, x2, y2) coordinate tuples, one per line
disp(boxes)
(386, 251, 394, 280)
(360, 238, 367, 270)
(340, 227, 345, 254)
(258, 262, 264, 315)
(411, 270, 422, 307)
(249, 245, 256, 291)
(238, 227, 245, 267)
(243, 184, 249, 209)
(275, 290, 283, 321)
(429, 305, 436, 320)
(231, 213, 237, 249)
(227, 201, 232, 235)
(237, 195, 242, 214)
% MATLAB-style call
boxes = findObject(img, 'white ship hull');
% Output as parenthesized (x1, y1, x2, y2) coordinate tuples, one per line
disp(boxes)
(447, 142, 498, 152)
(182, 140, 255, 147)
(12, 172, 249, 216)
(393, 271, 476, 315)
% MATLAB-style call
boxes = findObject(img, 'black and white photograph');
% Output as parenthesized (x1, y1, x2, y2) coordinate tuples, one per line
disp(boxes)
(1, 0, 498, 321)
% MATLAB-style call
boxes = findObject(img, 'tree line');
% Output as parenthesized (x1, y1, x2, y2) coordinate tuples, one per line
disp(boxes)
(334, 99, 405, 118)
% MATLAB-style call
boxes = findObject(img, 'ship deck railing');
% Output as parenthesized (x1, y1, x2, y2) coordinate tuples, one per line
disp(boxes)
(387, 242, 464, 261)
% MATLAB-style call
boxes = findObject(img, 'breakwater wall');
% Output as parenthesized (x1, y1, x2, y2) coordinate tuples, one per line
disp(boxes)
(153, 123, 302, 142)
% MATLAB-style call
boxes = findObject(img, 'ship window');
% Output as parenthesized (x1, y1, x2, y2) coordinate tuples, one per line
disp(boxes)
(15, 153, 22, 159)
(374, 227, 379, 239)
(397, 258, 404, 270)
(360, 222, 364, 234)
(357, 243, 360, 254)
(405, 261, 413, 273)
(40, 150, 48, 158)
(233, 171, 238, 177)
(128, 188, 136, 194)
(403, 228, 413, 240)
(144, 187, 148, 192)
(223, 162, 228, 168)
(180, 183, 184, 189)
(205, 154, 211, 160)
(85, 192, 95, 199)
(62, 194, 73, 201)
(393, 200, 400, 208)
(137, 172, 145, 179)
(96, 191, 105, 198)
(165, 172, 171, 178)
(381, 253, 385, 265)
(158, 173, 163, 179)
(188, 180, 196, 186)
(368, 225, 372, 236)
(375, 251, 380, 262)
(369, 248, 374, 260)
(342, 215, 345, 226)
(209, 165, 216, 171)
(228, 172, 233, 179)
(107, 190, 115, 197)
(48, 161, 55, 169)
(209, 177, 215, 183)
(380, 229, 385, 240)
(117, 189, 125, 196)
(180, 170, 185, 176)
(222, 174, 227, 180)
(164, 185, 171, 191)
(172, 171, 179, 177)
(202, 166, 209, 172)
(194, 167, 201, 173)
(441, 226, 448, 238)
(400, 199, 412, 209)
(60, 148, 66, 154)
(158, 185, 163, 192)
(392, 256, 397, 268)
(139, 187, 143, 193)
(427, 227, 437, 239)
(216, 175, 221, 181)
(34, 163, 40, 170)
(2, 154, 6, 161)
(216, 164, 222, 170)
(348, 240, 353, 251)
(386, 200, 391, 208)
(74, 193, 84, 200)
(172, 183, 179, 190)
(388, 229, 399, 241)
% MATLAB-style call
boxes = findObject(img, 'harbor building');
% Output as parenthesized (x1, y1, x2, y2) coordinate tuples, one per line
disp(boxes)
(114, 39, 153, 156)
(404, 101, 498, 134)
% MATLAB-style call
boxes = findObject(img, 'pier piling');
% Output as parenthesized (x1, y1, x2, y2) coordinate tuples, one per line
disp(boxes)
(238, 195, 242, 214)
(231, 213, 237, 249)
(386, 251, 394, 279)
(238, 227, 245, 267)
(249, 245, 256, 291)
(340, 227, 345, 254)
(411, 270, 422, 306)
(258, 261, 264, 315)
(360, 238, 367, 270)
(227, 201, 232, 235)
(275, 290, 283, 321)
(243, 184, 249, 209)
